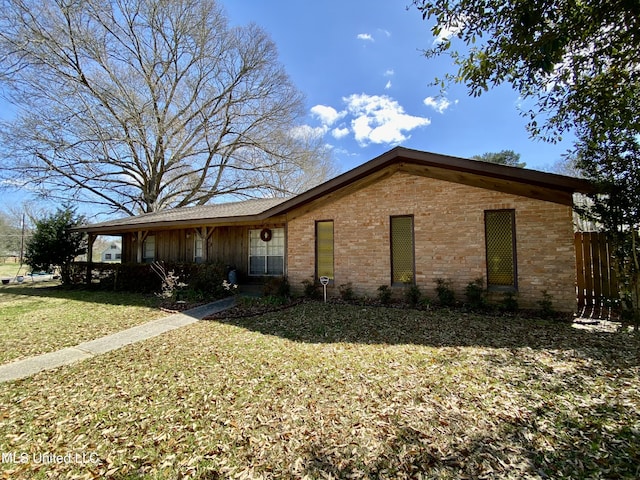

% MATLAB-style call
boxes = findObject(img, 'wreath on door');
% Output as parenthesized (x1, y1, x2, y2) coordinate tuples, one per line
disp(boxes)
(260, 228, 272, 242)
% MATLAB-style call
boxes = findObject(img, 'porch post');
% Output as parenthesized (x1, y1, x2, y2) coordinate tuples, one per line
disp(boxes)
(201, 227, 208, 263)
(206, 227, 216, 263)
(86, 233, 95, 285)
(136, 231, 147, 263)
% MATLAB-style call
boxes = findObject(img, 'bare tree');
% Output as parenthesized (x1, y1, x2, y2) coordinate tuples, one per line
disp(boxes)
(0, 0, 333, 215)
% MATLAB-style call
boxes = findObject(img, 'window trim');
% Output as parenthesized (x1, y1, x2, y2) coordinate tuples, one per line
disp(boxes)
(194, 233, 204, 263)
(315, 220, 334, 284)
(390, 215, 416, 286)
(142, 235, 155, 263)
(484, 209, 518, 291)
(248, 227, 285, 276)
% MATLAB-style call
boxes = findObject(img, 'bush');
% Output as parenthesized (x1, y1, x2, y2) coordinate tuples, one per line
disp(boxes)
(377, 285, 392, 305)
(465, 278, 486, 310)
(69, 261, 228, 299)
(404, 283, 422, 307)
(339, 283, 356, 302)
(302, 278, 321, 299)
(500, 291, 519, 312)
(264, 276, 291, 299)
(435, 278, 456, 307)
(538, 290, 555, 318)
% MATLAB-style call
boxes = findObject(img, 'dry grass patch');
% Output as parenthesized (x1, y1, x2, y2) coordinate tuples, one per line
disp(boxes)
(1, 302, 639, 479)
(0, 284, 163, 363)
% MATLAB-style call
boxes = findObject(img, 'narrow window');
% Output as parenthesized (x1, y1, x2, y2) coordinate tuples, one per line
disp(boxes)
(143, 235, 155, 263)
(249, 228, 284, 275)
(391, 215, 415, 284)
(485, 210, 517, 289)
(194, 234, 204, 263)
(316, 221, 334, 281)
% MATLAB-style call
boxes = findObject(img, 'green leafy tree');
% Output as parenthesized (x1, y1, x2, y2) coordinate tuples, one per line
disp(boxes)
(472, 150, 525, 168)
(413, 0, 640, 323)
(574, 135, 640, 325)
(25, 208, 86, 284)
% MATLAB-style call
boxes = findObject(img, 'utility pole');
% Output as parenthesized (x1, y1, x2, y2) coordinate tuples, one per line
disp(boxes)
(19, 213, 25, 265)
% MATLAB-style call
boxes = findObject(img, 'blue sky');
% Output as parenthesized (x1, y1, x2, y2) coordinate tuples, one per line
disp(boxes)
(224, 0, 575, 173)
(1, 0, 577, 218)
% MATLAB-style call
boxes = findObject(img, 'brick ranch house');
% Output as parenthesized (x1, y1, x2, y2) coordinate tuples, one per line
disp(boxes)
(79, 147, 594, 311)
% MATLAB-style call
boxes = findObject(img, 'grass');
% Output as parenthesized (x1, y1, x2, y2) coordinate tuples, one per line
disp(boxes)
(0, 262, 24, 279)
(0, 283, 164, 363)
(1, 301, 639, 478)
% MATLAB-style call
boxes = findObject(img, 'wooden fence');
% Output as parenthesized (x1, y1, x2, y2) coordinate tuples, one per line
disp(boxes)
(575, 232, 619, 318)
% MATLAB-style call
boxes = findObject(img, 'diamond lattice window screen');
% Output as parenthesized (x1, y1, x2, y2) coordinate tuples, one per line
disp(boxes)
(316, 221, 334, 280)
(485, 210, 516, 287)
(391, 216, 415, 284)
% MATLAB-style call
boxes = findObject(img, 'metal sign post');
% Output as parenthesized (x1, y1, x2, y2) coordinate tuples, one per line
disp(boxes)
(319, 276, 330, 303)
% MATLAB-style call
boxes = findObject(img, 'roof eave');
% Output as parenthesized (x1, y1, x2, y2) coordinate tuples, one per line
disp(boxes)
(260, 147, 595, 217)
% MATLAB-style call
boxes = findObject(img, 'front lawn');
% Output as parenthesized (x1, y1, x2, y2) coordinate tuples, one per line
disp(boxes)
(0, 284, 164, 363)
(1, 302, 638, 479)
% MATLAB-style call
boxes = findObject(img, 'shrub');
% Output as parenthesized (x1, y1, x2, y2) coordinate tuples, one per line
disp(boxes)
(404, 283, 422, 307)
(435, 278, 455, 307)
(377, 285, 392, 305)
(465, 278, 486, 310)
(538, 290, 555, 318)
(264, 276, 291, 299)
(339, 283, 356, 302)
(302, 278, 320, 299)
(500, 291, 519, 312)
(151, 261, 187, 300)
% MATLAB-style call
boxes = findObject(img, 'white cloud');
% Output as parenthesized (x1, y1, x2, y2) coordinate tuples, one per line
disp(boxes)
(384, 69, 395, 77)
(423, 96, 457, 114)
(331, 127, 350, 139)
(290, 124, 328, 140)
(357, 33, 374, 42)
(384, 80, 392, 90)
(344, 94, 431, 146)
(310, 105, 345, 126)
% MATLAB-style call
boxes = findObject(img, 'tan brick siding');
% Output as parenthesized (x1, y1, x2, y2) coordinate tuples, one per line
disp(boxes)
(286, 171, 576, 311)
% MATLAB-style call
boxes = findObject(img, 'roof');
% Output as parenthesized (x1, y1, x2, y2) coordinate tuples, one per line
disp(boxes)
(78, 147, 594, 234)
(79, 197, 290, 234)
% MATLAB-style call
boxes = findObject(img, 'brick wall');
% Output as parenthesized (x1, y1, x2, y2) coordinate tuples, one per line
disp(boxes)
(286, 170, 576, 311)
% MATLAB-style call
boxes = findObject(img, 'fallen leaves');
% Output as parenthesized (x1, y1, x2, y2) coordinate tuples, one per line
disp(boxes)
(1, 302, 639, 478)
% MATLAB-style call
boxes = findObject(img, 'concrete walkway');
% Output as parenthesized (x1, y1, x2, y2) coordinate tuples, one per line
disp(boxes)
(0, 297, 235, 383)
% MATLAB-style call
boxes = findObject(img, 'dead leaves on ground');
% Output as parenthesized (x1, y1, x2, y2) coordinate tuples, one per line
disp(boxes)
(1, 302, 639, 479)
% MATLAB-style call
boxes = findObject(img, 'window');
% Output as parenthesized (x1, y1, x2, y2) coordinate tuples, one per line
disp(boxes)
(249, 228, 284, 275)
(316, 221, 334, 281)
(105, 253, 112, 260)
(485, 210, 517, 289)
(143, 235, 155, 263)
(391, 216, 415, 284)
(194, 234, 204, 263)
(115, 254, 122, 260)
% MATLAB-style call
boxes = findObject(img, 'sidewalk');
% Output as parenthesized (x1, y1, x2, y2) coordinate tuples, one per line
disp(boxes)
(0, 297, 235, 383)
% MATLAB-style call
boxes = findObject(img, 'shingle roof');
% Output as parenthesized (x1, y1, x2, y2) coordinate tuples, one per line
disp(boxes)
(79, 197, 290, 233)
(79, 147, 595, 234)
